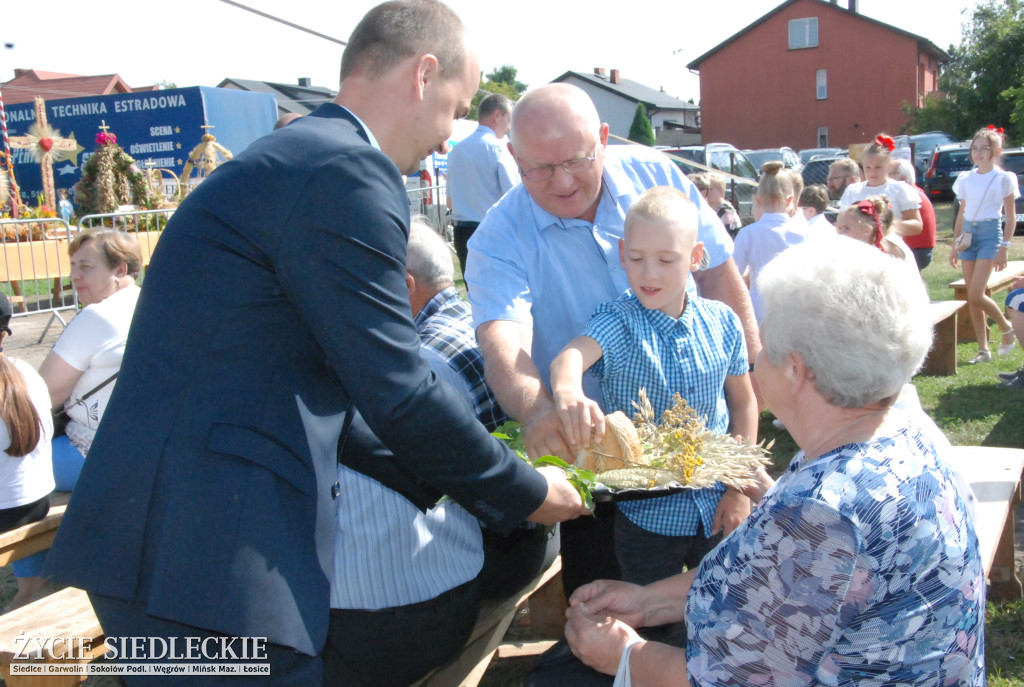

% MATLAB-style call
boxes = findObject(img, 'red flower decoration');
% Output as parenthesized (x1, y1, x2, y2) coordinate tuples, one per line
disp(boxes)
(96, 131, 117, 146)
(875, 134, 895, 152)
(987, 124, 1005, 136)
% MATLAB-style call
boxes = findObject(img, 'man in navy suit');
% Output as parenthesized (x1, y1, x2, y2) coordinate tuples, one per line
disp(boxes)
(44, 1, 587, 683)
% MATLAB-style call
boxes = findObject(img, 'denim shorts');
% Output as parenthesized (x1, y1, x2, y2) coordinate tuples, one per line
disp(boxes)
(958, 218, 1003, 261)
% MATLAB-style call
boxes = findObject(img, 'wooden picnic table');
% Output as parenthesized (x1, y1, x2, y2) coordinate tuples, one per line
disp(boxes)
(946, 445, 1024, 601)
(949, 260, 1024, 342)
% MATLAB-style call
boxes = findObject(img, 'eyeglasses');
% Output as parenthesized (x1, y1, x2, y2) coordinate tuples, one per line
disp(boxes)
(518, 153, 597, 182)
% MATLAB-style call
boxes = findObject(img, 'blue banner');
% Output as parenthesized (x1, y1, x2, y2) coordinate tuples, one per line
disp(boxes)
(4, 86, 278, 205)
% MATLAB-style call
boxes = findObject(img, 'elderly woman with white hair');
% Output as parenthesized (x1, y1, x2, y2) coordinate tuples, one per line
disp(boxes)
(560, 239, 984, 687)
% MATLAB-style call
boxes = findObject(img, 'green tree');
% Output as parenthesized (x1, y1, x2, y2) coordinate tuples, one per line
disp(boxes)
(628, 103, 656, 146)
(905, 0, 1024, 142)
(468, 64, 528, 120)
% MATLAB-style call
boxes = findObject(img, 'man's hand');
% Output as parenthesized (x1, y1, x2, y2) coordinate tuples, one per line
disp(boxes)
(523, 410, 576, 462)
(711, 487, 750, 537)
(525, 465, 591, 525)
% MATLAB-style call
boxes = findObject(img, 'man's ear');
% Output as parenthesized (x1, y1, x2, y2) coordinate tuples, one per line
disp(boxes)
(415, 54, 440, 100)
(405, 272, 416, 296)
(618, 238, 627, 268)
(598, 123, 610, 149)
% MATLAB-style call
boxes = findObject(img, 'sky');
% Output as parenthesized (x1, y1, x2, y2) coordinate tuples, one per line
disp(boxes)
(1, 0, 981, 106)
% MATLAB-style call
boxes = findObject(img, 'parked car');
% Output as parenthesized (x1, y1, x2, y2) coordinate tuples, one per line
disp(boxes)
(922, 142, 972, 200)
(1001, 147, 1024, 236)
(799, 147, 844, 165)
(744, 147, 803, 173)
(659, 143, 759, 222)
(908, 131, 958, 179)
(801, 155, 849, 189)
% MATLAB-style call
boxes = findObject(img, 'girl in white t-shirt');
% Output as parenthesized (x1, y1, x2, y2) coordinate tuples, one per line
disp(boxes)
(839, 134, 923, 238)
(949, 126, 1020, 364)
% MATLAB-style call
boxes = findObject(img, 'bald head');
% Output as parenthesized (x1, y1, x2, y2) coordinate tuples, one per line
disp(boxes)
(506, 84, 609, 223)
(509, 84, 601, 149)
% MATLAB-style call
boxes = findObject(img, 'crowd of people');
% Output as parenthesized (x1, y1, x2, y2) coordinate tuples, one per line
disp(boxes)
(0, 0, 1017, 685)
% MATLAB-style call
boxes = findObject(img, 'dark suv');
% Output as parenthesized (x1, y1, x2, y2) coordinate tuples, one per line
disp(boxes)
(1002, 147, 1024, 236)
(909, 131, 958, 178)
(658, 144, 759, 222)
(922, 143, 972, 199)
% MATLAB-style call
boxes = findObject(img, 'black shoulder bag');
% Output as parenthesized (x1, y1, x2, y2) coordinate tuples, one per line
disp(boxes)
(52, 372, 119, 437)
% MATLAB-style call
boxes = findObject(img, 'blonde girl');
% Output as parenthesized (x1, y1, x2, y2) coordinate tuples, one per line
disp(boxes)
(949, 126, 1020, 363)
(839, 134, 923, 237)
(732, 161, 810, 322)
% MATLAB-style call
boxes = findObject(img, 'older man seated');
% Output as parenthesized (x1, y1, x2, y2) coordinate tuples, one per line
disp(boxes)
(551, 239, 983, 686)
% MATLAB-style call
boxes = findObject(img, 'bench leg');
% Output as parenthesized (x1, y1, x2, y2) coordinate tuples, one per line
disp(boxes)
(989, 483, 1024, 602)
(922, 312, 959, 376)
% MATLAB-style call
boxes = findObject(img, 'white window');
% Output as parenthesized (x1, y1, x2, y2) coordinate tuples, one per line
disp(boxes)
(818, 127, 829, 147)
(789, 17, 818, 49)
(816, 69, 827, 100)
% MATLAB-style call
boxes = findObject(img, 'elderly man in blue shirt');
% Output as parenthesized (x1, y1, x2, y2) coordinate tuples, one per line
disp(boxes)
(465, 83, 759, 595)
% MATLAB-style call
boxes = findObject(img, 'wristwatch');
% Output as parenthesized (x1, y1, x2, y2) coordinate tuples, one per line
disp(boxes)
(1000, 240, 1012, 248)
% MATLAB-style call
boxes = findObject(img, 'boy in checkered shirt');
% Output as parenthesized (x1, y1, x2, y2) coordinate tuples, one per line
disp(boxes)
(550, 186, 757, 586)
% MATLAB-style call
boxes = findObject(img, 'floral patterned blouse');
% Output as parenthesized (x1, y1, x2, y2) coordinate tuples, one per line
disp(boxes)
(685, 421, 984, 686)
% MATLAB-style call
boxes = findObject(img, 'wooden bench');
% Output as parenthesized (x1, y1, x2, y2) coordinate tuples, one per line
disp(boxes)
(946, 445, 1024, 601)
(0, 550, 565, 687)
(950, 260, 1024, 342)
(0, 492, 71, 567)
(422, 556, 566, 686)
(920, 301, 968, 376)
(0, 587, 105, 687)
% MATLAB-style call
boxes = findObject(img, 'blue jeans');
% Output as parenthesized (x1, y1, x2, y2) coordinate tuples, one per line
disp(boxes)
(52, 435, 85, 491)
(959, 218, 1003, 261)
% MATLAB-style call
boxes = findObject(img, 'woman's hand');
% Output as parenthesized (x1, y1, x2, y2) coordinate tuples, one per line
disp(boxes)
(565, 603, 643, 676)
(568, 579, 650, 628)
(995, 244, 1009, 271)
(712, 486, 750, 536)
(948, 242, 959, 269)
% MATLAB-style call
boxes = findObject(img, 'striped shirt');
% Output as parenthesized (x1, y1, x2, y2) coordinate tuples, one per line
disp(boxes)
(584, 291, 747, 536)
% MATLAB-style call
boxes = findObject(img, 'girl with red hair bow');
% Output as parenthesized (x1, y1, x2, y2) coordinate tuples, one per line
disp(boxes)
(949, 126, 1019, 364)
(839, 133, 923, 239)
(834, 195, 918, 274)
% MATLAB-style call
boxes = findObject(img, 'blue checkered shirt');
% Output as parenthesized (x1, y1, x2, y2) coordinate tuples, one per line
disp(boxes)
(584, 291, 747, 536)
(415, 287, 507, 431)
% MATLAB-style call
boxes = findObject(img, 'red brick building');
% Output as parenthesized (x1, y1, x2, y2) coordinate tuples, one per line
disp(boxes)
(686, 0, 946, 150)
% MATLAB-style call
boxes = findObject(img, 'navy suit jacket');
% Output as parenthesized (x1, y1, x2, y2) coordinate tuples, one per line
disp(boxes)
(44, 104, 548, 656)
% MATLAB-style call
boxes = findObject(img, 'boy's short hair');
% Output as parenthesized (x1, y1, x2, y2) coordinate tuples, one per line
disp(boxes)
(798, 184, 829, 214)
(625, 186, 699, 244)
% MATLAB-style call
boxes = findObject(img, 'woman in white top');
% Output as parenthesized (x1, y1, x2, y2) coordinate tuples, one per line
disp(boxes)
(840, 134, 923, 238)
(0, 293, 55, 610)
(948, 126, 1020, 364)
(38, 229, 142, 490)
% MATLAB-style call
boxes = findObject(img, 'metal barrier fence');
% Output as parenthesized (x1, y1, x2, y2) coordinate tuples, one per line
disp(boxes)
(0, 217, 77, 323)
(408, 182, 452, 240)
(77, 209, 174, 269)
